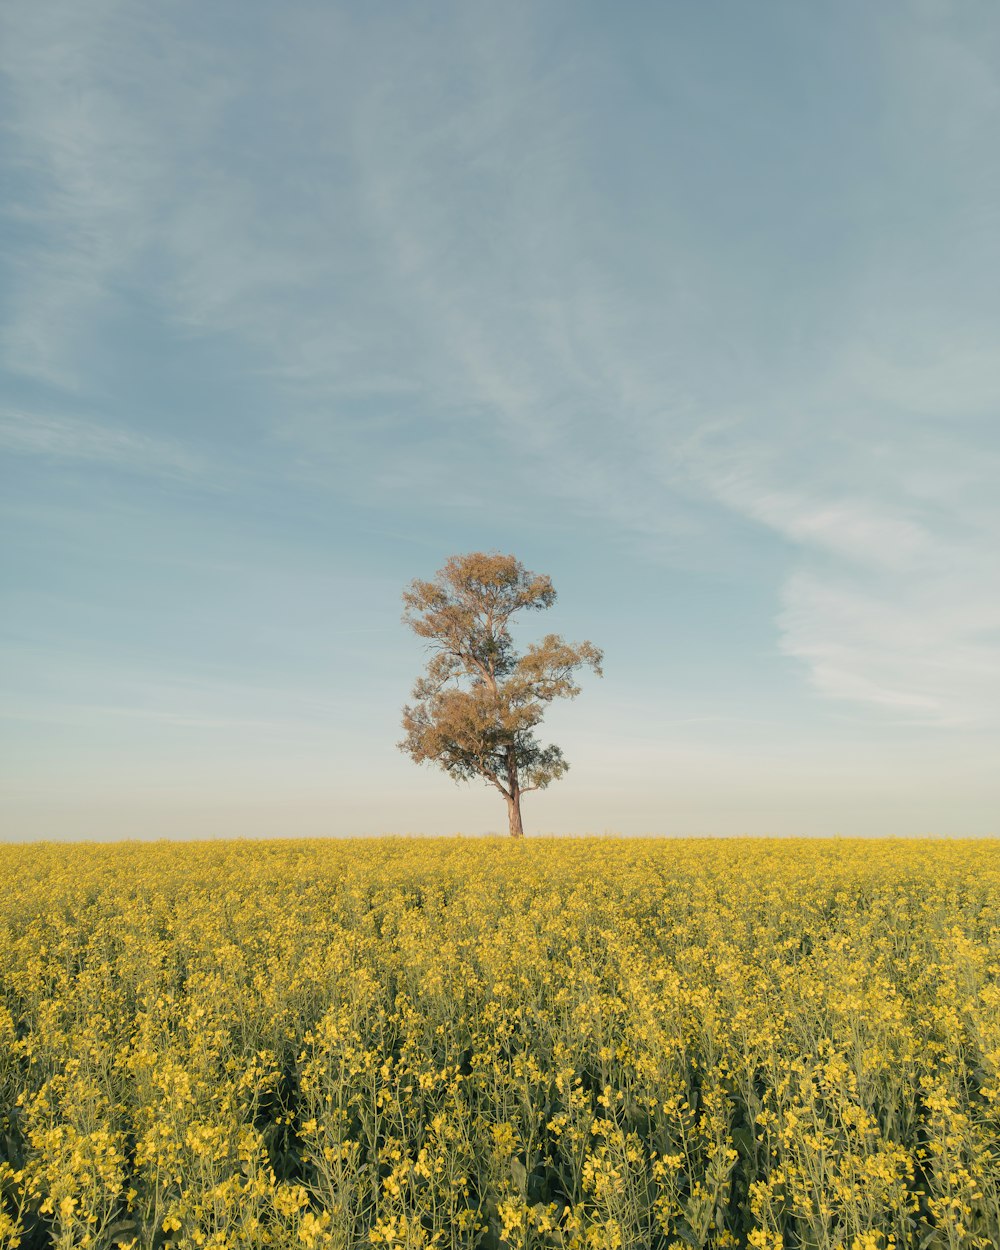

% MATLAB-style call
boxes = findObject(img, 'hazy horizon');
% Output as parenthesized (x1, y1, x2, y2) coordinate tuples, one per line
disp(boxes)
(2, 1, 998, 840)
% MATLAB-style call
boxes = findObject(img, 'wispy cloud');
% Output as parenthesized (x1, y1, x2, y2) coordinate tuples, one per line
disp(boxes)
(0, 663, 361, 738)
(2, 0, 998, 737)
(778, 567, 1000, 725)
(0, 410, 204, 478)
(680, 417, 1000, 726)
(0, 0, 277, 397)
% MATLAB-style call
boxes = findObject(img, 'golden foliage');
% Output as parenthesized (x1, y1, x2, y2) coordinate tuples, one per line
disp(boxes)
(399, 553, 602, 836)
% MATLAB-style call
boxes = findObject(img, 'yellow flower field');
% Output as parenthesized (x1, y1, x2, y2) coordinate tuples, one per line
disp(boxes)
(1, 837, 998, 1250)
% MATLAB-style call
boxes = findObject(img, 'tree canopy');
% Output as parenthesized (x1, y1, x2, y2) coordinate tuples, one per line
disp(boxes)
(399, 552, 602, 836)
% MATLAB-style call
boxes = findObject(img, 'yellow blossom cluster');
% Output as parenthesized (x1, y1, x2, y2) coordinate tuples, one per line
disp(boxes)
(1, 837, 998, 1249)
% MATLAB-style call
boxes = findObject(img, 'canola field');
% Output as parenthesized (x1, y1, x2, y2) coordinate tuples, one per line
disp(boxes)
(1, 838, 999, 1250)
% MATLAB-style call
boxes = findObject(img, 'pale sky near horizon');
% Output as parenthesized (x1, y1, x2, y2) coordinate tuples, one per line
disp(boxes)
(2, 1, 998, 841)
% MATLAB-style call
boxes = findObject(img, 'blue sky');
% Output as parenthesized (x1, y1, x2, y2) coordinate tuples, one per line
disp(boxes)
(2, 0, 998, 839)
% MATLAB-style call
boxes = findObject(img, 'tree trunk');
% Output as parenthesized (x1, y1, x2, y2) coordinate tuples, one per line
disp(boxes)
(507, 792, 525, 838)
(505, 746, 524, 838)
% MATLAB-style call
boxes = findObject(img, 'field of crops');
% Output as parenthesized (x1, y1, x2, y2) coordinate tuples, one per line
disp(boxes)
(1, 838, 999, 1250)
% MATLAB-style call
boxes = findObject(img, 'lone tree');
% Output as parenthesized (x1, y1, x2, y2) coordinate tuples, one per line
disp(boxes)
(399, 552, 602, 837)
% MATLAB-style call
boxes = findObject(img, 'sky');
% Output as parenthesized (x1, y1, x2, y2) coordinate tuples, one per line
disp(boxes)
(1, 0, 998, 840)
